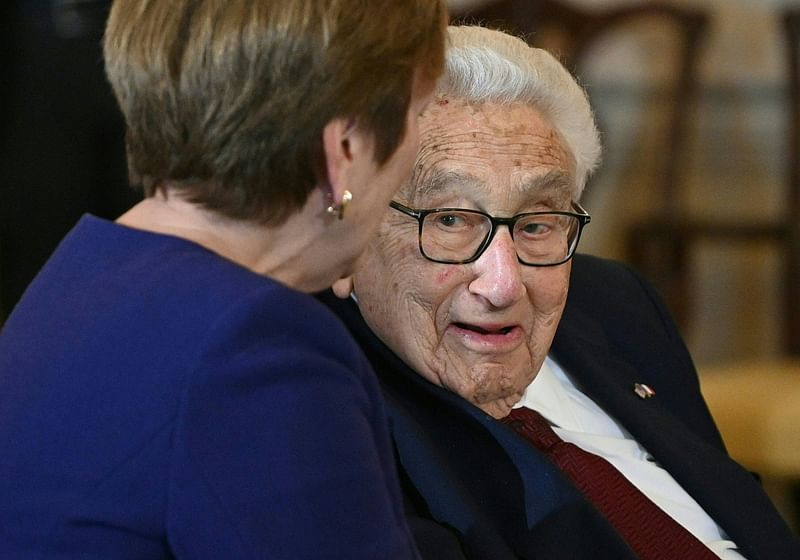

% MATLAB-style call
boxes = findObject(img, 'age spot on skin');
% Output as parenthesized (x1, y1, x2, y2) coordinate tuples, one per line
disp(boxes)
(436, 268, 457, 285)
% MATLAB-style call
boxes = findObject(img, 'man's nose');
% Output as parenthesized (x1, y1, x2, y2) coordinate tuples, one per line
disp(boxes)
(468, 227, 526, 308)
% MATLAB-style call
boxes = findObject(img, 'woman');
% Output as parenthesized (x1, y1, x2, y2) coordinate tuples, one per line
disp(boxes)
(0, 1, 445, 558)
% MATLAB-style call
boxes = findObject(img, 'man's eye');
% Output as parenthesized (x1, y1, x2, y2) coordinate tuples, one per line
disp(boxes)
(520, 221, 551, 236)
(435, 213, 467, 228)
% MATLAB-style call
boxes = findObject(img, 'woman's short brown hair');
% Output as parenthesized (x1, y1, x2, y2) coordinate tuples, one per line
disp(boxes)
(104, 0, 446, 225)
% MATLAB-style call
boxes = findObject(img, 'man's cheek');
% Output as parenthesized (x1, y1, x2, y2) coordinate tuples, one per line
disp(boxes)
(435, 267, 458, 285)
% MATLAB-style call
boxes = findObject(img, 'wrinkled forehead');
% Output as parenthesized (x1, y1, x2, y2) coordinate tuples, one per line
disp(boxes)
(401, 99, 577, 210)
(406, 167, 574, 210)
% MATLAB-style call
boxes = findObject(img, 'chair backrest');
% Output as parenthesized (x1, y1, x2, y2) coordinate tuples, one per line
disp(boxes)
(627, 7, 800, 357)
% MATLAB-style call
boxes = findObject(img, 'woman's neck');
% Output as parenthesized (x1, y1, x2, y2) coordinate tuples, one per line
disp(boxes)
(116, 191, 336, 292)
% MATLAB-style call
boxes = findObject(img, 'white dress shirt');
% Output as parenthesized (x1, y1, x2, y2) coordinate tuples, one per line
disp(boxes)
(515, 356, 746, 560)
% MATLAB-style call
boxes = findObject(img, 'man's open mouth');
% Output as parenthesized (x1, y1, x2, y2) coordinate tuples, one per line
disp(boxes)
(453, 323, 515, 335)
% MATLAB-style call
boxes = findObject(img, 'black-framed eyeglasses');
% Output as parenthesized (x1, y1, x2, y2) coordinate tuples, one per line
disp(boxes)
(389, 200, 591, 266)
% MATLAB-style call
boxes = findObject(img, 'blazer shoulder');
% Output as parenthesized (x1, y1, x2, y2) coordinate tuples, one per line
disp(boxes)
(568, 254, 679, 341)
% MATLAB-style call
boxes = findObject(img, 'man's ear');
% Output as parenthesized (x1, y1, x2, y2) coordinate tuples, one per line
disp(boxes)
(332, 276, 355, 299)
(321, 118, 362, 203)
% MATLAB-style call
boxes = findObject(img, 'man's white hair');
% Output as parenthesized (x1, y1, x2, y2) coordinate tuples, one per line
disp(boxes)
(440, 25, 601, 197)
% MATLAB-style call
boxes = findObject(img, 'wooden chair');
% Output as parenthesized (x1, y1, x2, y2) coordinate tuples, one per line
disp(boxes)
(629, 8, 800, 356)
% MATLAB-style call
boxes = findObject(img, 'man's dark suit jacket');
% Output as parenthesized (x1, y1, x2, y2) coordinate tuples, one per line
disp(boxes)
(320, 254, 800, 559)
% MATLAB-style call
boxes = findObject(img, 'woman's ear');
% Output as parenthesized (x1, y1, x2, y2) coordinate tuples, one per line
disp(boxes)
(321, 118, 361, 205)
(332, 276, 355, 299)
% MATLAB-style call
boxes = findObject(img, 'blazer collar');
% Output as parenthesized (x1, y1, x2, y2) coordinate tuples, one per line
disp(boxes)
(551, 303, 798, 560)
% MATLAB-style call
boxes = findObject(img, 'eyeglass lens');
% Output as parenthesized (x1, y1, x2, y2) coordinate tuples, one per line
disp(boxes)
(420, 210, 579, 265)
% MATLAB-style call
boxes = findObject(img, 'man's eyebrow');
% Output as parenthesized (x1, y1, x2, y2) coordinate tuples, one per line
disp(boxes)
(515, 170, 574, 197)
(410, 168, 479, 203)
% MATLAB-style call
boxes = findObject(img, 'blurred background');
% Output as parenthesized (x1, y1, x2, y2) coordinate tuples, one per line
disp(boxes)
(0, 0, 139, 322)
(1, 0, 799, 531)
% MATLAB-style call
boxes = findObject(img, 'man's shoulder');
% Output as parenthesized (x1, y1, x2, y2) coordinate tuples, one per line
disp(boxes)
(563, 253, 679, 347)
(568, 253, 657, 309)
(570, 253, 640, 285)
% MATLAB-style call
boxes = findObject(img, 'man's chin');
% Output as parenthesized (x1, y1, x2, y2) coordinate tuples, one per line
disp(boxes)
(473, 393, 522, 419)
(463, 373, 529, 416)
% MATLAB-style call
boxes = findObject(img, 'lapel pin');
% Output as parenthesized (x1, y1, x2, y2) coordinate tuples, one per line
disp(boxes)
(633, 383, 656, 399)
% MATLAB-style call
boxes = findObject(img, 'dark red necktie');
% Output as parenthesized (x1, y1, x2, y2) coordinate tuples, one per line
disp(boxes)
(502, 406, 718, 560)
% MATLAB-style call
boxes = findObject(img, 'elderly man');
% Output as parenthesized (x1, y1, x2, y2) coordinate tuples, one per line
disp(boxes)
(321, 26, 799, 560)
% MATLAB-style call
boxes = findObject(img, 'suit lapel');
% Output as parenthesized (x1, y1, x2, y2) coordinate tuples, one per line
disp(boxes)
(551, 304, 797, 560)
